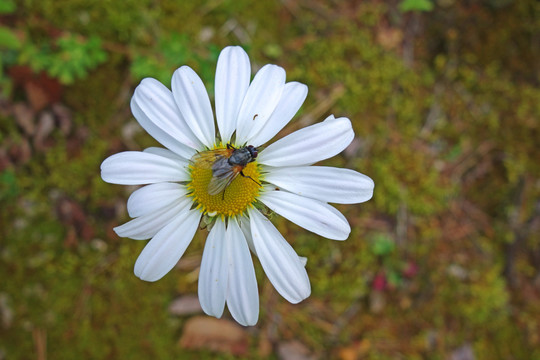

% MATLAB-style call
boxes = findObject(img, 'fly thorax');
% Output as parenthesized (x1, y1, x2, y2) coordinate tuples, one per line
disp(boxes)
(228, 149, 251, 166)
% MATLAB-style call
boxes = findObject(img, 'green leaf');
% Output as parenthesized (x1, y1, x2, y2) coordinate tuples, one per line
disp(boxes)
(0, 0, 16, 14)
(399, 0, 434, 12)
(0, 26, 20, 49)
(0, 169, 19, 201)
(386, 269, 403, 287)
(43, 34, 107, 84)
(371, 234, 396, 256)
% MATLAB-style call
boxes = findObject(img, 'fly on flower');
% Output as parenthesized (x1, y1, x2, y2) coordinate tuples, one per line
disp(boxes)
(191, 144, 262, 199)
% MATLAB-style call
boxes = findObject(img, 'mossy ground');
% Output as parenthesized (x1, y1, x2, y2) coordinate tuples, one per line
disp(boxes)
(1, 0, 539, 359)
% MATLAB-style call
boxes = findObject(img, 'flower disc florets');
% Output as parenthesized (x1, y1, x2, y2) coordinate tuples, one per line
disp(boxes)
(187, 145, 262, 217)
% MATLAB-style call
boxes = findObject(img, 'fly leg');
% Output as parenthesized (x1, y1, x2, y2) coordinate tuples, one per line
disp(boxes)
(240, 171, 262, 187)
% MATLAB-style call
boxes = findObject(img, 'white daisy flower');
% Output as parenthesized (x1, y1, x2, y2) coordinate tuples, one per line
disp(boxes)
(101, 46, 374, 326)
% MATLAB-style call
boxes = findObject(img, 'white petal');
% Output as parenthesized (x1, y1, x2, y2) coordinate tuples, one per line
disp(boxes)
(238, 216, 257, 256)
(215, 46, 251, 144)
(142, 147, 191, 175)
(114, 198, 189, 240)
(101, 151, 189, 185)
(247, 82, 308, 147)
(143, 147, 187, 162)
(131, 99, 196, 160)
(171, 66, 216, 147)
(259, 187, 351, 240)
(258, 115, 354, 167)
(198, 219, 227, 318)
(239, 216, 306, 266)
(132, 78, 202, 150)
(134, 209, 202, 282)
(264, 166, 374, 204)
(235, 64, 286, 145)
(248, 208, 311, 303)
(127, 182, 187, 218)
(225, 218, 259, 326)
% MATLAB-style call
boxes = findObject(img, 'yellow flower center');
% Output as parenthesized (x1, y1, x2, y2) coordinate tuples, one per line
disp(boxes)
(187, 146, 261, 217)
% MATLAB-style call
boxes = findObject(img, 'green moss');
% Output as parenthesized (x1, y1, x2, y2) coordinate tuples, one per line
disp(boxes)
(2, 0, 540, 358)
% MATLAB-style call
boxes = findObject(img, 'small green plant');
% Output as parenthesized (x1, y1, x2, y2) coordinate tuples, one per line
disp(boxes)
(0, 27, 20, 50)
(0, 0, 15, 14)
(399, 0, 434, 12)
(0, 0, 18, 95)
(371, 233, 396, 256)
(0, 27, 19, 95)
(0, 170, 19, 202)
(49, 35, 107, 84)
(17, 34, 107, 85)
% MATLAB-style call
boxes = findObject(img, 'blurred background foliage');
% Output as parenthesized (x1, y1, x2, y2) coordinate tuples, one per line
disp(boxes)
(0, 0, 539, 359)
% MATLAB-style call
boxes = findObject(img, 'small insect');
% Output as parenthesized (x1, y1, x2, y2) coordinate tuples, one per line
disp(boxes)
(191, 144, 262, 199)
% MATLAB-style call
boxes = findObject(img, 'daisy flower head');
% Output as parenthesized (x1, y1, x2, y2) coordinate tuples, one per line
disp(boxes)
(101, 46, 374, 326)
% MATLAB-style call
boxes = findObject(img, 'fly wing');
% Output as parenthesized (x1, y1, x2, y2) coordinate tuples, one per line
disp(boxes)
(208, 158, 240, 195)
(190, 148, 232, 169)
